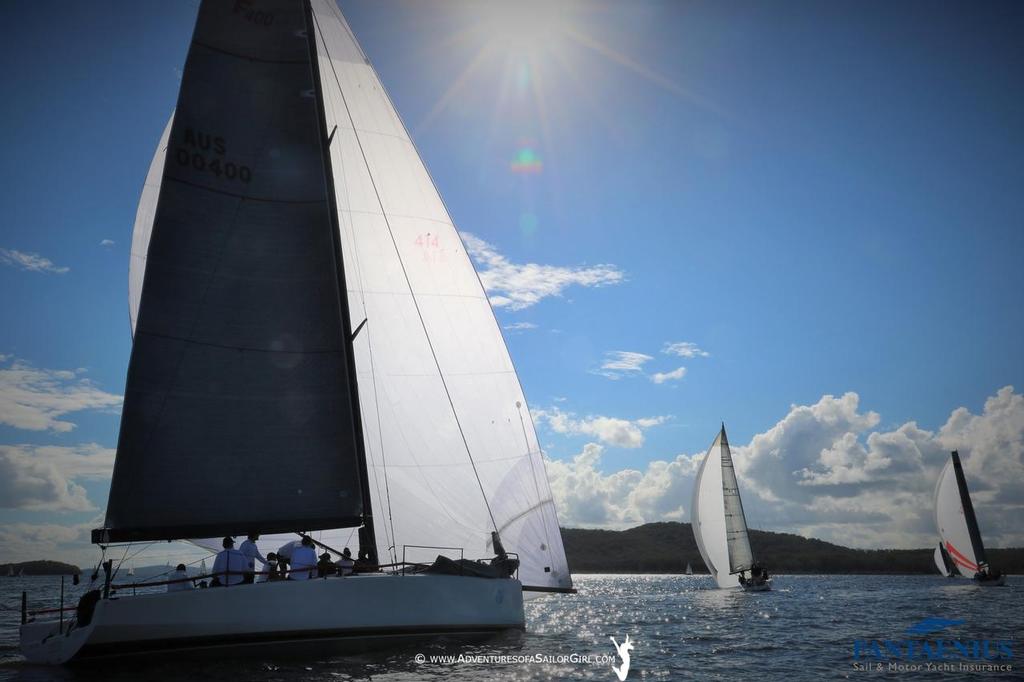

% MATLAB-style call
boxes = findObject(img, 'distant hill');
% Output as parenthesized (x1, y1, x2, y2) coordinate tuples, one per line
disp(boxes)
(0, 560, 80, 577)
(561, 522, 1024, 574)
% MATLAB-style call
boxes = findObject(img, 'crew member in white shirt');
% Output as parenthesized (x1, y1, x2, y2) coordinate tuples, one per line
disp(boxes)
(239, 533, 267, 583)
(289, 536, 318, 581)
(337, 547, 355, 576)
(211, 536, 248, 586)
(167, 563, 194, 592)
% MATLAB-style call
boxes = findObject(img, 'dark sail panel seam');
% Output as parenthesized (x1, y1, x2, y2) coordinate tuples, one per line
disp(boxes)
(192, 40, 309, 65)
(165, 176, 326, 205)
(134, 331, 343, 355)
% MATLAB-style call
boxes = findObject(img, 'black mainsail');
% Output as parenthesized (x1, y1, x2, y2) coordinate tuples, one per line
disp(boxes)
(950, 450, 987, 571)
(95, 0, 371, 543)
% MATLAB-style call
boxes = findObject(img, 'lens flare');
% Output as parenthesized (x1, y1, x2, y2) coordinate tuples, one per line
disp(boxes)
(510, 147, 543, 174)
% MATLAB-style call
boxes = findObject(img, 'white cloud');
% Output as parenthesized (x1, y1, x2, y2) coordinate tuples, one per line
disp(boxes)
(99, 239, 115, 248)
(503, 321, 538, 331)
(651, 366, 687, 384)
(533, 406, 668, 448)
(663, 341, 710, 358)
(546, 443, 701, 527)
(0, 356, 123, 432)
(592, 351, 653, 379)
(0, 248, 69, 274)
(546, 386, 1024, 549)
(0, 522, 91, 564)
(461, 232, 624, 310)
(0, 443, 114, 511)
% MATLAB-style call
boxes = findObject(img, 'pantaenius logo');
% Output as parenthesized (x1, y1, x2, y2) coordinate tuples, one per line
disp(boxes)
(852, 618, 1013, 671)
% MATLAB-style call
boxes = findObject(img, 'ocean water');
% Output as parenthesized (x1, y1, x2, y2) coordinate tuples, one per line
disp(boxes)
(0, 574, 1020, 680)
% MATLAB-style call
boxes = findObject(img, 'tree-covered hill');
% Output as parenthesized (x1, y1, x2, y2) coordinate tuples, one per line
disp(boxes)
(0, 560, 80, 576)
(561, 522, 1024, 574)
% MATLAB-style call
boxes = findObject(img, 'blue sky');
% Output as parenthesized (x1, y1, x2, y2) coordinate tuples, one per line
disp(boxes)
(1, 1, 1022, 563)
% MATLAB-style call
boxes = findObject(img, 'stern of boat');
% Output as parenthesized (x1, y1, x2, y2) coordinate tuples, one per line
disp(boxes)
(19, 618, 93, 665)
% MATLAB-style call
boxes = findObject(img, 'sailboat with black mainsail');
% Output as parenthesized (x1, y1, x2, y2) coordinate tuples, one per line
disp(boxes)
(691, 425, 770, 591)
(20, 0, 571, 664)
(934, 450, 1004, 586)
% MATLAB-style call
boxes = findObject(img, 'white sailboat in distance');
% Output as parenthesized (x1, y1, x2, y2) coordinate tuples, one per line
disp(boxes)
(934, 450, 1004, 586)
(685, 562, 693, 576)
(691, 425, 771, 591)
(21, 0, 571, 664)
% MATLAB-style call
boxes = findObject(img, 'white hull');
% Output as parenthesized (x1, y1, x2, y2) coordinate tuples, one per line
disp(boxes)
(21, 574, 524, 664)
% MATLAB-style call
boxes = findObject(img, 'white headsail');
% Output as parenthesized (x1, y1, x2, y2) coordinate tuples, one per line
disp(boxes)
(129, 0, 569, 592)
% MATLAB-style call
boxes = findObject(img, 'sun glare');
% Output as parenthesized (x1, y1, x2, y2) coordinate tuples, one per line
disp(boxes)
(410, 1, 712, 241)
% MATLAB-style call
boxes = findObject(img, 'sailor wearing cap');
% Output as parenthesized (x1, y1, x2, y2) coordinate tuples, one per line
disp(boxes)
(211, 536, 248, 586)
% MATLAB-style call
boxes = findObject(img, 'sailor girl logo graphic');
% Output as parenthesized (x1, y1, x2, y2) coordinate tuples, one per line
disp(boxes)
(610, 634, 634, 680)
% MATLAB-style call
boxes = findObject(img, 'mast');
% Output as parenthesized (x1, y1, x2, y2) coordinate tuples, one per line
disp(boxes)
(950, 450, 986, 571)
(302, 0, 376, 564)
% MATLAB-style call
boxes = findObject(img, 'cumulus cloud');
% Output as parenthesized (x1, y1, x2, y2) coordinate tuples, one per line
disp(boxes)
(0, 248, 69, 274)
(546, 387, 1024, 548)
(651, 366, 687, 384)
(0, 443, 114, 511)
(533, 406, 668, 449)
(99, 239, 115, 248)
(0, 356, 122, 432)
(663, 341, 710, 358)
(0, 515, 119, 566)
(546, 443, 701, 527)
(461, 232, 624, 310)
(592, 351, 653, 379)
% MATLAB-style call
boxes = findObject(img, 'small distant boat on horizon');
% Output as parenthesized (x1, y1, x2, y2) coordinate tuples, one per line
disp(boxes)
(685, 562, 693, 576)
(934, 450, 1004, 586)
(691, 425, 771, 591)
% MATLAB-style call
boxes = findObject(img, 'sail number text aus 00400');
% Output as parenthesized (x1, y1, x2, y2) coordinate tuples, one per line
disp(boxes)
(175, 128, 252, 183)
